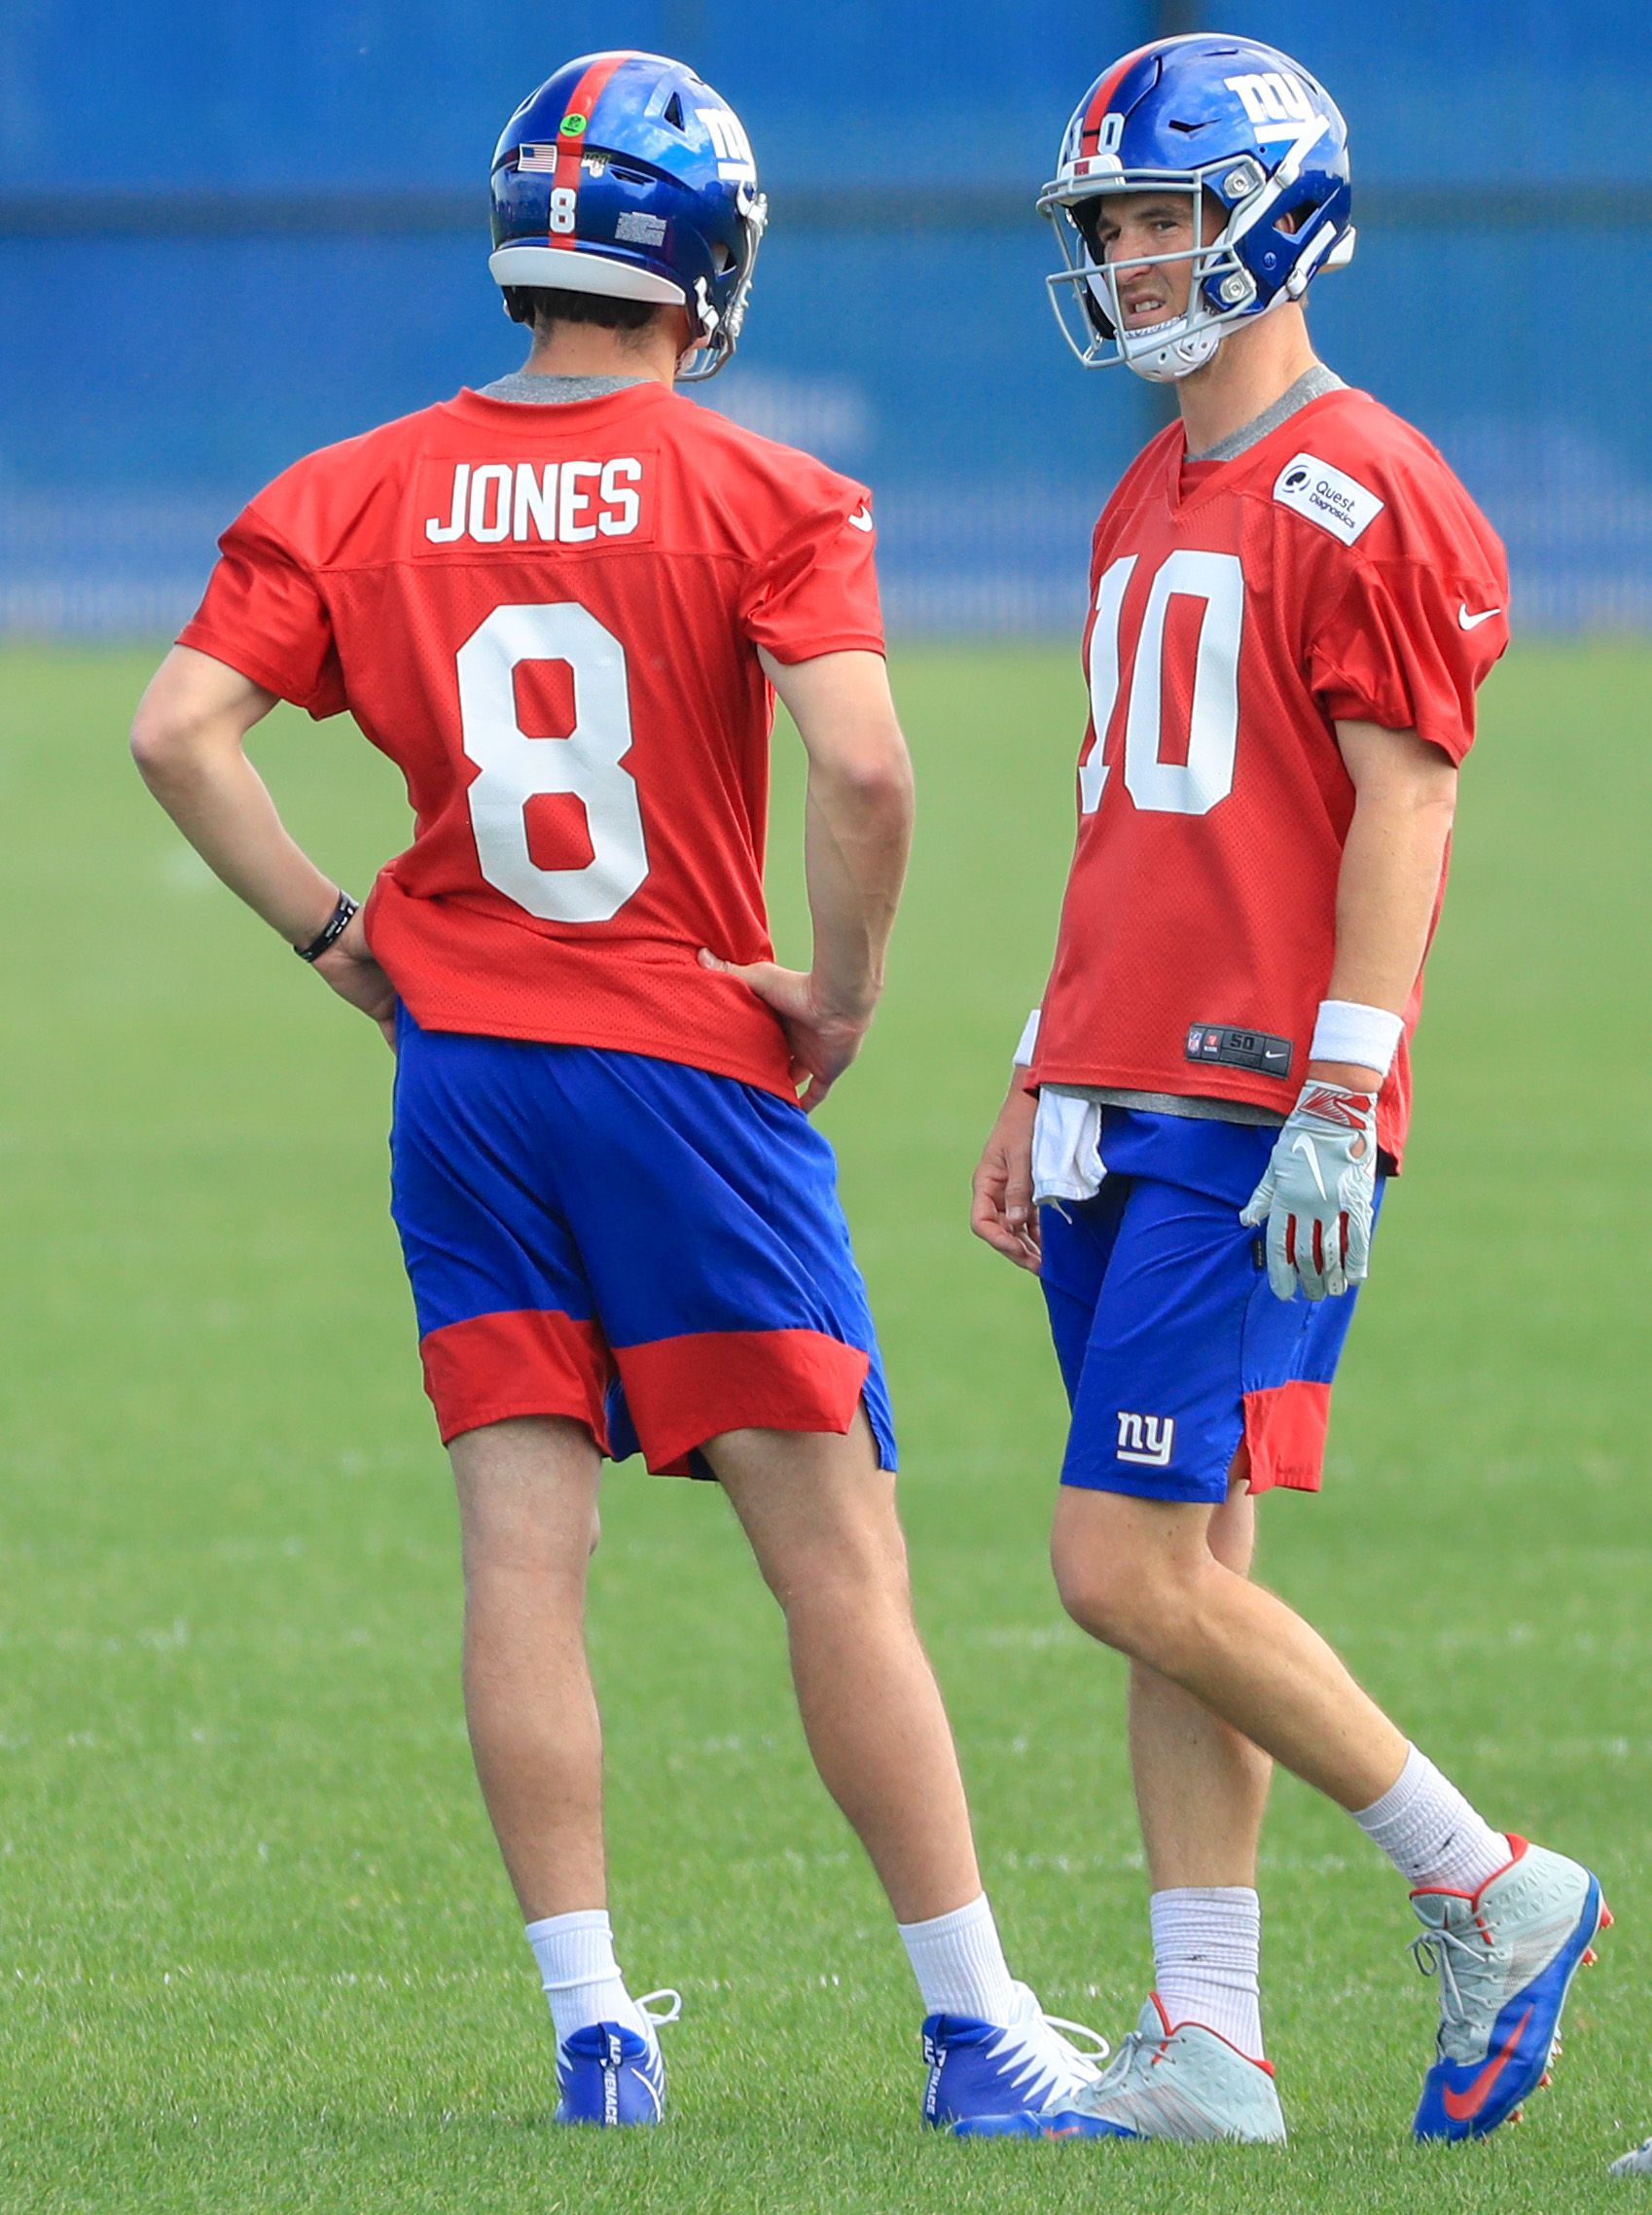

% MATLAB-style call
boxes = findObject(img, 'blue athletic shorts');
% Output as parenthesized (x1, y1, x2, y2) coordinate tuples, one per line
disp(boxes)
(1040, 1108, 1383, 1506)
(389, 1011, 896, 1476)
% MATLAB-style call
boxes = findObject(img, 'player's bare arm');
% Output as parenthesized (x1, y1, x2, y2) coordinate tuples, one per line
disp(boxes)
(1243, 720, 1458, 1300)
(130, 644, 396, 1043)
(1318, 719, 1458, 1074)
(701, 646, 914, 1112)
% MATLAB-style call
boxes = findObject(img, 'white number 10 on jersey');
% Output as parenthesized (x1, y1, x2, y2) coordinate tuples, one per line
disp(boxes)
(457, 601, 649, 923)
(1080, 550, 1244, 816)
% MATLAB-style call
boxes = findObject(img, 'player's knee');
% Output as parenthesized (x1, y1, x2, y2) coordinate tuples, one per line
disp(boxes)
(459, 1488, 595, 1587)
(1052, 1534, 1190, 1659)
(764, 1527, 912, 1622)
(1054, 1541, 1145, 1652)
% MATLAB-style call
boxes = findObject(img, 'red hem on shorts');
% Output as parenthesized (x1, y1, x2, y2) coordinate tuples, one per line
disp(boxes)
(615, 1328, 871, 1477)
(420, 1309, 613, 1449)
(1242, 1379, 1331, 1494)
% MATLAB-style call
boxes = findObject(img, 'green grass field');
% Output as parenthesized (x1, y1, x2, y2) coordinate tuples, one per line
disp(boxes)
(1, 639, 1648, 2213)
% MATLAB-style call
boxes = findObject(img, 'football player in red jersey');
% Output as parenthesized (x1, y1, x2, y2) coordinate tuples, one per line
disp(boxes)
(963, 36, 1606, 2146)
(129, 54, 1107, 2129)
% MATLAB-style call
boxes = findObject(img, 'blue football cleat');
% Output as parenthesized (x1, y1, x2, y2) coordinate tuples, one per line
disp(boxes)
(921, 1981, 1107, 2128)
(1411, 1839, 1609, 2141)
(554, 1989, 680, 2127)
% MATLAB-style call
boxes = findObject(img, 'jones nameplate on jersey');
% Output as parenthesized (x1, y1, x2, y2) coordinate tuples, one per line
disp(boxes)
(1185, 1022, 1294, 1079)
(1272, 452, 1383, 546)
(420, 457, 649, 548)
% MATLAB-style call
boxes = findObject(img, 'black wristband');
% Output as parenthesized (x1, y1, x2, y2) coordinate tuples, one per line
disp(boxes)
(294, 891, 359, 963)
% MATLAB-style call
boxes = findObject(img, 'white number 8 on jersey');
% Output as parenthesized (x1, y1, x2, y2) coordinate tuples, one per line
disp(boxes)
(457, 601, 649, 924)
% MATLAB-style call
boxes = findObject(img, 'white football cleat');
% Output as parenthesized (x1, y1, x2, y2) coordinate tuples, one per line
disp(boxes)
(1611, 2136, 1652, 2177)
(952, 1994, 1286, 2143)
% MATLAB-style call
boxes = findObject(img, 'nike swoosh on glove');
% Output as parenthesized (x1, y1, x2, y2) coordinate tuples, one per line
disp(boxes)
(1239, 1083, 1377, 1303)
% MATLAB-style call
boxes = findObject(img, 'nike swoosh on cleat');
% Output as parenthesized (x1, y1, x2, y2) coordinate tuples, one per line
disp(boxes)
(1441, 2004, 1534, 2123)
(1457, 602, 1502, 629)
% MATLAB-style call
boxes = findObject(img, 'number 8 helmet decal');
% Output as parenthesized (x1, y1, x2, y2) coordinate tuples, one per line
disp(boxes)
(489, 51, 768, 382)
(1039, 34, 1354, 383)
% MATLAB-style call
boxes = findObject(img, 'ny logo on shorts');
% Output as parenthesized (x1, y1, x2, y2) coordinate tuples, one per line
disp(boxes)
(1116, 1411, 1176, 1468)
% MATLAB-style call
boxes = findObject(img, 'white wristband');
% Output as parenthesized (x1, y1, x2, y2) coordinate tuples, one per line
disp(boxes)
(1310, 999, 1404, 1076)
(1013, 1008, 1041, 1068)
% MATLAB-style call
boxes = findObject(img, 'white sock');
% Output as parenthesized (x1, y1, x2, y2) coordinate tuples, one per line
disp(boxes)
(898, 1894, 1019, 2022)
(525, 1910, 649, 2045)
(1353, 1744, 1510, 1893)
(1149, 1886, 1264, 2059)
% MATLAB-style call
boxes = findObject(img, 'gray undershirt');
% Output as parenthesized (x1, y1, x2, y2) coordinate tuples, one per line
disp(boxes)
(477, 371, 650, 405)
(1186, 360, 1345, 463)
(1061, 361, 1347, 1129)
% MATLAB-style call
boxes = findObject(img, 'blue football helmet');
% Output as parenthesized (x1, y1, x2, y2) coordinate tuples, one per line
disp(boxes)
(1038, 35, 1354, 382)
(489, 52, 767, 381)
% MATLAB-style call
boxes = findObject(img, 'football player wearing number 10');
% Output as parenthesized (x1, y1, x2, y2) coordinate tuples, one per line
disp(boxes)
(130, 52, 1104, 2131)
(964, 35, 1608, 2145)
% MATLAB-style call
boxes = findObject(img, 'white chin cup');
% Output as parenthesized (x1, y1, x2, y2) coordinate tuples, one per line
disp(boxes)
(1120, 314, 1224, 384)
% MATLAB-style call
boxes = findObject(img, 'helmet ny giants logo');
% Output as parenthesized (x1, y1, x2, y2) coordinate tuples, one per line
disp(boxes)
(699, 106, 756, 182)
(1116, 1412, 1175, 1468)
(1225, 71, 1315, 139)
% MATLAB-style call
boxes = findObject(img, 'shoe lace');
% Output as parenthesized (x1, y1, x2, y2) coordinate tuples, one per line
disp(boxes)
(1409, 1915, 1493, 2025)
(637, 1988, 683, 2029)
(1025, 2003, 1110, 2085)
(1066, 2024, 1157, 2113)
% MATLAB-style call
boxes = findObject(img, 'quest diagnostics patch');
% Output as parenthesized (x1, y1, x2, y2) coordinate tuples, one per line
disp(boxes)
(1272, 452, 1384, 545)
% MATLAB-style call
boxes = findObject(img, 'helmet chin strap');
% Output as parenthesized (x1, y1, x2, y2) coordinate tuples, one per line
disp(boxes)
(1086, 232, 1229, 385)
(1115, 268, 1298, 383)
(1120, 315, 1224, 384)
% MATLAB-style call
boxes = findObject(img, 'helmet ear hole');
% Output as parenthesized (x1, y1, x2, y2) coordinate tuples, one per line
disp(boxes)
(1072, 201, 1105, 258)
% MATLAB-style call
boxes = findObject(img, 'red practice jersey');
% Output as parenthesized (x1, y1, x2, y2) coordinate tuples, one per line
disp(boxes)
(1029, 385, 1509, 1164)
(180, 383, 883, 1095)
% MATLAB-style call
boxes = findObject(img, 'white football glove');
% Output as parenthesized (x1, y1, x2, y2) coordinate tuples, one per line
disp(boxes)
(1240, 1082, 1378, 1303)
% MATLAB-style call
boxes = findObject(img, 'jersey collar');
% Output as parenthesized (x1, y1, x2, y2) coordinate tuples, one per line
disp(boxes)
(1165, 387, 1356, 518)
(443, 381, 675, 429)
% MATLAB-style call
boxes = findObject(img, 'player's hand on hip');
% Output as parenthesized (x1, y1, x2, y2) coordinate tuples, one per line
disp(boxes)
(970, 1083, 1041, 1272)
(1240, 1079, 1379, 1302)
(313, 910, 398, 1050)
(699, 950, 870, 1113)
